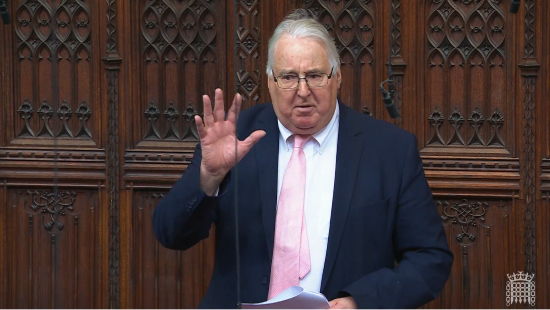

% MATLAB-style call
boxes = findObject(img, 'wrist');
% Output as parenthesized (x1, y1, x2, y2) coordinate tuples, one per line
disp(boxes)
(199, 165, 226, 195)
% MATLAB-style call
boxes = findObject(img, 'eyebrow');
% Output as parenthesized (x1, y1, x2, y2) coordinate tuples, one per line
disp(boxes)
(276, 68, 327, 75)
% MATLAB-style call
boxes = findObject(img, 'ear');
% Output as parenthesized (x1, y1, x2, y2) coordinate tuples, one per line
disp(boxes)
(267, 75, 274, 92)
(336, 67, 342, 89)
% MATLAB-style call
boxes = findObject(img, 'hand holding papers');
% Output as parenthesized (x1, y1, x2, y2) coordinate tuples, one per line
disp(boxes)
(241, 286, 330, 309)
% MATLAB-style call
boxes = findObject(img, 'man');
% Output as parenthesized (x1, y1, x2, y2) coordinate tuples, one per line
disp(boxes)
(153, 9, 453, 309)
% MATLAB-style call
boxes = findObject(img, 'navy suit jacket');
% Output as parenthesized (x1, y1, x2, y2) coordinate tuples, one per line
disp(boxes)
(153, 102, 453, 308)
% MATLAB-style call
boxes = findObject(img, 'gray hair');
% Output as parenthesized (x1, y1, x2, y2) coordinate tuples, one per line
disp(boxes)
(266, 9, 340, 77)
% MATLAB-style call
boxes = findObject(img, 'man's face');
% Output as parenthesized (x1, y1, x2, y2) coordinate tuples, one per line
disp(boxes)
(268, 35, 341, 135)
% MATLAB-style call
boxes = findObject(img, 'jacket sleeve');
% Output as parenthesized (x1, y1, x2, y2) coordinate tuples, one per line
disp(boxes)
(340, 135, 454, 308)
(152, 143, 221, 250)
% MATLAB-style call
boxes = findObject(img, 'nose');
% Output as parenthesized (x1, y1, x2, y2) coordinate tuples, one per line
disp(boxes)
(296, 78, 311, 98)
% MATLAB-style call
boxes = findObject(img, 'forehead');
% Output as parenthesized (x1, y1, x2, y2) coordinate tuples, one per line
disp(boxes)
(273, 35, 330, 70)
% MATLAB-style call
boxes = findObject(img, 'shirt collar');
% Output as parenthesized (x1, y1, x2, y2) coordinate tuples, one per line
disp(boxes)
(277, 101, 340, 154)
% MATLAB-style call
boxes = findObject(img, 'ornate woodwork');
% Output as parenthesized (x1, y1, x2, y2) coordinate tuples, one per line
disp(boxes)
(300, 0, 378, 114)
(424, 0, 509, 154)
(12, 0, 97, 147)
(136, 0, 221, 147)
(427, 106, 506, 147)
(27, 190, 77, 232)
(390, 0, 405, 126)
(518, 0, 538, 276)
(432, 198, 513, 308)
(130, 191, 214, 309)
(4, 189, 102, 308)
(103, 0, 121, 307)
(438, 199, 500, 244)
(1, 0, 550, 308)
(235, 0, 261, 109)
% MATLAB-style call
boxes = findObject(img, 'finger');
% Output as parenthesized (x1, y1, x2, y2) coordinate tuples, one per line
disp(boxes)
(202, 94, 214, 127)
(234, 92, 242, 116)
(328, 299, 338, 309)
(213, 88, 226, 122)
(226, 93, 242, 124)
(237, 130, 266, 160)
(195, 115, 206, 142)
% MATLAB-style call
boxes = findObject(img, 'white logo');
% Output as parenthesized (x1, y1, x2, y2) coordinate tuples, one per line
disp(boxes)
(506, 271, 535, 306)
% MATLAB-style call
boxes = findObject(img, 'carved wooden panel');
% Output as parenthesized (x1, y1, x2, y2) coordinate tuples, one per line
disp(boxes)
(11, 0, 98, 148)
(235, 0, 261, 109)
(390, 0, 405, 127)
(1, 0, 549, 308)
(419, 0, 521, 202)
(299, 0, 378, 114)
(134, 0, 224, 148)
(130, 191, 215, 309)
(518, 0, 539, 277)
(424, 198, 521, 308)
(0, 184, 6, 309)
(103, 0, 122, 305)
(423, 0, 512, 156)
(3, 188, 103, 308)
(539, 193, 550, 308)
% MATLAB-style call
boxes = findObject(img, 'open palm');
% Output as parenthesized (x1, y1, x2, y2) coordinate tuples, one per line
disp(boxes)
(195, 88, 265, 194)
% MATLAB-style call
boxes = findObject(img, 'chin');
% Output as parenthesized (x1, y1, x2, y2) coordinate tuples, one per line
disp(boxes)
(292, 125, 318, 134)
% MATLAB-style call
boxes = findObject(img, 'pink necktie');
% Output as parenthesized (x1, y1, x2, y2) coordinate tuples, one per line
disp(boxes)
(268, 134, 311, 299)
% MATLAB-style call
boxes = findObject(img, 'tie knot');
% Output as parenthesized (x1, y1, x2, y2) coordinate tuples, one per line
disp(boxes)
(293, 135, 310, 149)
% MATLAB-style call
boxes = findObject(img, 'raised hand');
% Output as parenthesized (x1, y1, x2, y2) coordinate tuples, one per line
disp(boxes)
(195, 88, 266, 195)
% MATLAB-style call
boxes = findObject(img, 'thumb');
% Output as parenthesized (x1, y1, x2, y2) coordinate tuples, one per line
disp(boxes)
(238, 130, 266, 155)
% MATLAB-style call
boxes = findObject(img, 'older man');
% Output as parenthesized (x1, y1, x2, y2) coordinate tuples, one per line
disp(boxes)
(153, 9, 453, 309)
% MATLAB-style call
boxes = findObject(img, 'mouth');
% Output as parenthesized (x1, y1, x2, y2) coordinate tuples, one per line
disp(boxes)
(295, 104, 314, 113)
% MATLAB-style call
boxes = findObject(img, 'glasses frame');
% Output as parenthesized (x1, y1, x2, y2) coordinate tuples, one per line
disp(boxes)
(272, 67, 334, 89)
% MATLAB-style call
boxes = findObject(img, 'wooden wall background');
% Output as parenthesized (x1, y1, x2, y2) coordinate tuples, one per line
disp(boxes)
(0, 0, 548, 308)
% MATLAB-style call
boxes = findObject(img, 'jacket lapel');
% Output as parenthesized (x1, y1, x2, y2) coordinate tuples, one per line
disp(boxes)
(251, 105, 280, 262)
(321, 103, 365, 291)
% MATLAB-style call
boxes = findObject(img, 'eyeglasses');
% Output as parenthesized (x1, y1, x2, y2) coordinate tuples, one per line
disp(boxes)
(272, 67, 333, 89)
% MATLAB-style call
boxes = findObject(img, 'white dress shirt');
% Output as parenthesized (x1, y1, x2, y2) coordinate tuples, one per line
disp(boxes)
(277, 103, 339, 293)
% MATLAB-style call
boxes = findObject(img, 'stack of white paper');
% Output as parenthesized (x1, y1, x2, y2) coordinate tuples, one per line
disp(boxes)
(241, 286, 330, 309)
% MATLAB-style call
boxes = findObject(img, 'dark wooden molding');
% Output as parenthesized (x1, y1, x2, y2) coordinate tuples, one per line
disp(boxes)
(103, 0, 121, 307)
(521, 72, 536, 275)
(390, 0, 405, 126)
(523, 0, 535, 59)
(2, 1, 550, 308)
(235, 0, 262, 108)
(390, 0, 402, 58)
(106, 67, 120, 309)
(390, 63, 405, 127)
(423, 156, 521, 198)
(425, 173, 520, 198)
(423, 157, 520, 170)
(123, 150, 193, 188)
(0, 149, 106, 186)
(519, 0, 538, 277)
(106, 0, 118, 54)
(542, 159, 550, 192)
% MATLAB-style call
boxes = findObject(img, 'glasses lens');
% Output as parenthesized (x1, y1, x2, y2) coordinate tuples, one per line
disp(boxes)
(277, 75, 298, 89)
(306, 74, 328, 87)
(275, 71, 331, 89)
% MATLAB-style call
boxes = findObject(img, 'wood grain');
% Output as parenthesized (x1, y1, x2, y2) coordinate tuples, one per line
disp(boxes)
(0, 0, 549, 308)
